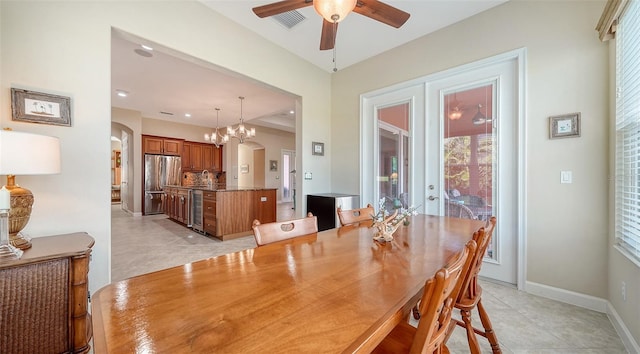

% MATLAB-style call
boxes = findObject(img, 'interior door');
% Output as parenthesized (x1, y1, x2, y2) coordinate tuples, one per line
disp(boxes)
(426, 58, 518, 284)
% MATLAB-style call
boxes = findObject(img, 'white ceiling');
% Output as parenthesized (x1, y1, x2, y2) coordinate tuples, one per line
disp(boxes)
(111, 1, 507, 134)
(203, 0, 508, 72)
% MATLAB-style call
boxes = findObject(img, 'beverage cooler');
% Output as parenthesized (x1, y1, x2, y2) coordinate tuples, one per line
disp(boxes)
(306, 194, 360, 232)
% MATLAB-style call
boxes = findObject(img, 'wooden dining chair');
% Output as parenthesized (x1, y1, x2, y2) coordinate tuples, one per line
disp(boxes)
(337, 203, 374, 226)
(372, 239, 476, 354)
(446, 216, 501, 354)
(252, 212, 317, 246)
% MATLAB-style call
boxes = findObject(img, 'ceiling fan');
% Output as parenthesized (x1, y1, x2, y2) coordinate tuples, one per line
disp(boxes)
(252, 0, 410, 50)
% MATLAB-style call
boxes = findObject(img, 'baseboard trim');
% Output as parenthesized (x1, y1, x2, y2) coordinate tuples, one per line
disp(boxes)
(525, 281, 608, 313)
(607, 302, 640, 354)
(526, 281, 639, 354)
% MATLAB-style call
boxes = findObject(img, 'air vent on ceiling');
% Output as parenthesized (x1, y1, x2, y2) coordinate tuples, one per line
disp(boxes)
(272, 10, 306, 29)
(160, 111, 174, 116)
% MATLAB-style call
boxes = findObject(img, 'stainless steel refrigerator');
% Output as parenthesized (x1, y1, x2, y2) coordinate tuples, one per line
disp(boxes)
(144, 154, 182, 215)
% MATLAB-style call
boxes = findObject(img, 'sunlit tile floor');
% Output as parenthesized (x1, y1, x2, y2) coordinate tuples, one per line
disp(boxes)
(111, 203, 627, 353)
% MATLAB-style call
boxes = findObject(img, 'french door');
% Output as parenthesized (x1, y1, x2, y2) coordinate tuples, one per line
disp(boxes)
(362, 50, 525, 286)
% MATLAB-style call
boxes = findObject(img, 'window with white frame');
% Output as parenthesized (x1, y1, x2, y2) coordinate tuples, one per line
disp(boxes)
(615, 0, 640, 260)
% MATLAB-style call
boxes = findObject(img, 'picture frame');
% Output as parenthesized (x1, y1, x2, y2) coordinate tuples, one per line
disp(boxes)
(549, 112, 580, 139)
(240, 164, 249, 174)
(312, 141, 324, 156)
(269, 160, 278, 172)
(11, 88, 72, 127)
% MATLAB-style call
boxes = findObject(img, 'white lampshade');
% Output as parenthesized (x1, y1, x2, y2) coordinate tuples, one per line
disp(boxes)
(314, 0, 357, 23)
(0, 130, 61, 175)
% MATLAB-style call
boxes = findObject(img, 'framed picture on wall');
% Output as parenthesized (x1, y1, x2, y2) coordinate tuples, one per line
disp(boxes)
(312, 141, 324, 156)
(270, 160, 278, 172)
(549, 112, 580, 139)
(11, 88, 72, 127)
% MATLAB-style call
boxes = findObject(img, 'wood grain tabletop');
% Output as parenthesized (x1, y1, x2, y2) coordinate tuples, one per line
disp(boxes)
(91, 215, 482, 353)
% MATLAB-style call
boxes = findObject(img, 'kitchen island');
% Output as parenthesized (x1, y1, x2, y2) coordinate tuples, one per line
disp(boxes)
(163, 186, 276, 241)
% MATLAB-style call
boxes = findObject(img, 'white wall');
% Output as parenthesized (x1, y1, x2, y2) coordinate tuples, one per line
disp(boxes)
(1, 0, 331, 293)
(333, 0, 640, 343)
(238, 144, 254, 188)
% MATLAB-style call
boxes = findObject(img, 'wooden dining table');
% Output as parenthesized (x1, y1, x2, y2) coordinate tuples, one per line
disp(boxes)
(91, 215, 484, 353)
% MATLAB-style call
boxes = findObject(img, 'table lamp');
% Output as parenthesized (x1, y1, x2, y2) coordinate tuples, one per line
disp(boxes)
(0, 129, 61, 250)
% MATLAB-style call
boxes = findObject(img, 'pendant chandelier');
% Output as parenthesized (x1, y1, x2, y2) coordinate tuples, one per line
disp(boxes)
(448, 92, 463, 120)
(226, 96, 256, 144)
(204, 108, 229, 147)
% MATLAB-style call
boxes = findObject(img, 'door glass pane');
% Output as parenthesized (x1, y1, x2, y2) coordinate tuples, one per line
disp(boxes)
(378, 103, 410, 213)
(443, 84, 497, 260)
(282, 154, 291, 200)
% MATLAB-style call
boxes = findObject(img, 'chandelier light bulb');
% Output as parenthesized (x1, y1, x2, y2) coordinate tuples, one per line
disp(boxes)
(313, 0, 357, 23)
(205, 108, 227, 147)
(226, 96, 255, 144)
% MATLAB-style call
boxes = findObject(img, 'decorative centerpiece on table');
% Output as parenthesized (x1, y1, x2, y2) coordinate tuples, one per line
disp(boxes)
(371, 198, 419, 243)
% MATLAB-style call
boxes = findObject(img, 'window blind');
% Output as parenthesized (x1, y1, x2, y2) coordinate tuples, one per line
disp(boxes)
(616, 0, 640, 260)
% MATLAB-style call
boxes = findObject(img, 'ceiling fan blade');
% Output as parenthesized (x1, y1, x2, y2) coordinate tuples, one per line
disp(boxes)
(252, 0, 313, 18)
(353, 0, 410, 28)
(320, 19, 338, 50)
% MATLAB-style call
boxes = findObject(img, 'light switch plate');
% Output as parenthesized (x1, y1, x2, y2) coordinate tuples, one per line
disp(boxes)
(561, 171, 572, 184)
(304, 172, 312, 180)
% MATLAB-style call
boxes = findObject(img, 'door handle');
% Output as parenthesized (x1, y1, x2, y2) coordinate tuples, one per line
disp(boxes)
(428, 195, 439, 201)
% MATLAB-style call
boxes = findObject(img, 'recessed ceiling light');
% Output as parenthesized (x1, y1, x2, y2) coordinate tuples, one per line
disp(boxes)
(116, 90, 128, 97)
(289, 110, 295, 114)
(141, 44, 153, 51)
(185, 113, 191, 118)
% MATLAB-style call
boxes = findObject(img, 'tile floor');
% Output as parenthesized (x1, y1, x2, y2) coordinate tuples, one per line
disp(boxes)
(110, 203, 628, 353)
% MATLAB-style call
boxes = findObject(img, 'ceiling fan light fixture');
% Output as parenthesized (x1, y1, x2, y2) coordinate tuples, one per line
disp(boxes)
(313, 0, 357, 23)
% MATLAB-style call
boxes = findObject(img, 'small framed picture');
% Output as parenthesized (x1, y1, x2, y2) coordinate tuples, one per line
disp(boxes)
(269, 160, 278, 172)
(11, 88, 72, 127)
(240, 164, 249, 174)
(549, 112, 580, 139)
(312, 141, 324, 156)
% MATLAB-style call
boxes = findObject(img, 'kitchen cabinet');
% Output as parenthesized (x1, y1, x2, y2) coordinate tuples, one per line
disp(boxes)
(182, 142, 223, 172)
(253, 189, 277, 224)
(143, 135, 183, 156)
(187, 188, 276, 240)
(202, 144, 213, 172)
(164, 187, 176, 220)
(164, 187, 190, 225)
(177, 188, 190, 224)
(212, 145, 223, 172)
(202, 190, 216, 236)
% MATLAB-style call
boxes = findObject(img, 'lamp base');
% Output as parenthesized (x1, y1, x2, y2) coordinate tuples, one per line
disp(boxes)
(5, 176, 34, 250)
(10, 232, 31, 250)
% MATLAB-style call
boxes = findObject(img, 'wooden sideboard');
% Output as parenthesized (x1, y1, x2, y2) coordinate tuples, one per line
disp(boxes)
(0, 233, 95, 354)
